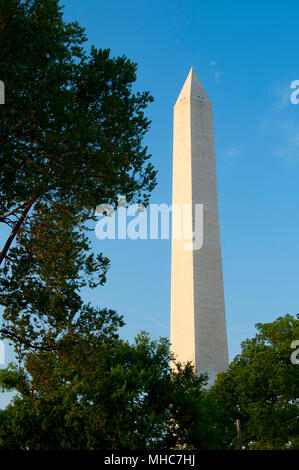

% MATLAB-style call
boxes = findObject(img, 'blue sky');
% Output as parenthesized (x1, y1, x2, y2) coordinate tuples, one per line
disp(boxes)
(1, 0, 299, 406)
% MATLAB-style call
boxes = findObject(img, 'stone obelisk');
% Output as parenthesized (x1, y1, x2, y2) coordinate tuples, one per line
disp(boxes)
(170, 67, 228, 386)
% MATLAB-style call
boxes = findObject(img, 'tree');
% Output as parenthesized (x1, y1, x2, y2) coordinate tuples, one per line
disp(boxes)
(209, 314, 299, 450)
(0, 0, 156, 350)
(0, 2, 221, 451)
(0, 331, 221, 450)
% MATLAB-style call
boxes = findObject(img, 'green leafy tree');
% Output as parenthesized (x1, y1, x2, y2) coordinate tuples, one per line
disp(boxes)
(0, 0, 156, 350)
(210, 314, 299, 450)
(0, 331, 221, 450)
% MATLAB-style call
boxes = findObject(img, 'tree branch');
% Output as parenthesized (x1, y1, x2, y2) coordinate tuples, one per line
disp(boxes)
(0, 328, 57, 352)
(0, 198, 36, 267)
(0, 200, 34, 220)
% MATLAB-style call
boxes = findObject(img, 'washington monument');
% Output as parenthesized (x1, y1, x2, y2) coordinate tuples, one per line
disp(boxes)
(170, 68, 228, 386)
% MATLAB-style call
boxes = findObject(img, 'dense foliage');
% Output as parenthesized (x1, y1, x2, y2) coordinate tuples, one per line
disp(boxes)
(0, 331, 220, 450)
(0, 0, 156, 352)
(209, 314, 299, 449)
